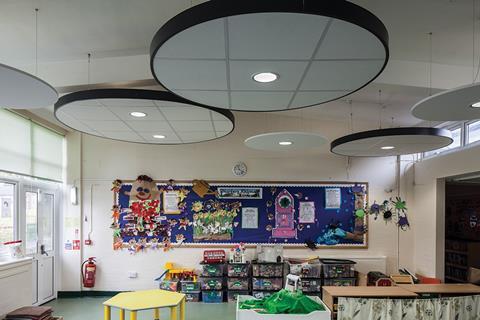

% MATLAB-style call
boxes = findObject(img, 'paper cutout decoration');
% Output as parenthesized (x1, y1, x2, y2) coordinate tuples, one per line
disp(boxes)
(125, 175, 160, 201)
(272, 189, 296, 238)
(111, 179, 122, 192)
(192, 179, 217, 198)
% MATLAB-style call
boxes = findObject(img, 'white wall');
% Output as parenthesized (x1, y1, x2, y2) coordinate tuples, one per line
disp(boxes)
(409, 144, 480, 278)
(61, 113, 414, 291)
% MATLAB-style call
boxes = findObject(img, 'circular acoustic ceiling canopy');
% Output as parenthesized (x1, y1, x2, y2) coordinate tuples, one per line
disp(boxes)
(0, 63, 58, 109)
(54, 89, 234, 144)
(330, 127, 453, 157)
(245, 131, 328, 151)
(411, 83, 480, 121)
(150, 0, 389, 112)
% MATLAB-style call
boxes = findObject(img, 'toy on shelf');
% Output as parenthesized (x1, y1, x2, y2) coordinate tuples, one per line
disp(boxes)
(155, 262, 197, 292)
(229, 243, 246, 264)
(203, 250, 226, 264)
(367, 271, 393, 286)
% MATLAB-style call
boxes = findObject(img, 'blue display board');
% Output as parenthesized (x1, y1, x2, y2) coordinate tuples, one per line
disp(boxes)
(113, 181, 368, 249)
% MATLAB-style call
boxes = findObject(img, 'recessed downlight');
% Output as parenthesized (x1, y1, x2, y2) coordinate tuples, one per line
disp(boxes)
(381, 146, 395, 150)
(130, 111, 147, 118)
(279, 141, 293, 146)
(153, 134, 166, 139)
(252, 72, 278, 83)
(471, 101, 480, 108)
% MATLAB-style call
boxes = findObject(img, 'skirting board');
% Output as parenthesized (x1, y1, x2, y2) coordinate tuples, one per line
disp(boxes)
(58, 291, 123, 298)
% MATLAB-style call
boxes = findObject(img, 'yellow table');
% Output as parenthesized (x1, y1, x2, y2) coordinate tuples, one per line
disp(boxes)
(103, 289, 186, 320)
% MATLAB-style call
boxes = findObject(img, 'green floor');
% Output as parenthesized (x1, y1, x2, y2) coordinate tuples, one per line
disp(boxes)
(45, 297, 236, 320)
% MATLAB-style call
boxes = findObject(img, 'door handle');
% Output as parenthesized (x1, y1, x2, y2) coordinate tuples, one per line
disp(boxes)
(40, 244, 48, 256)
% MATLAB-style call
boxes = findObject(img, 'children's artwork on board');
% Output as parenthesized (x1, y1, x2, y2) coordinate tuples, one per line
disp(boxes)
(112, 179, 368, 251)
(192, 200, 240, 241)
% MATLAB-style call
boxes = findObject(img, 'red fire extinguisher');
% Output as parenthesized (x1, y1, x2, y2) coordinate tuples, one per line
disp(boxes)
(82, 257, 96, 288)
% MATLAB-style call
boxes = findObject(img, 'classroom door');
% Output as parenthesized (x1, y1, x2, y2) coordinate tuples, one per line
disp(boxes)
(23, 187, 57, 305)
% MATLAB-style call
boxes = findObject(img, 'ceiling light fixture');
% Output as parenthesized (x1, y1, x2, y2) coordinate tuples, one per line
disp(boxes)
(130, 111, 147, 118)
(253, 72, 278, 83)
(245, 132, 327, 151)
(471, 101, 480, 108)
(331, 127, 453, 157)
(55, 89, 234, 145)
(150, 0, 389, 111)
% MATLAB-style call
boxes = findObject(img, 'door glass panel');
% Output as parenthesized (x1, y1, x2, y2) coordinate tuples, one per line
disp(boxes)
(38, 193, 54, 252)
(25, 191, 38, 255)
(0, 182, 15, 243)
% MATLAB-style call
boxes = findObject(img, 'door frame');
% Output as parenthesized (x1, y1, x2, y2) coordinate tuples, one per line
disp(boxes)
(19, 181, 61, 305)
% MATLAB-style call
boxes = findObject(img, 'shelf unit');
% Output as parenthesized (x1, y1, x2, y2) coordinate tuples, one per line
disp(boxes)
(226, 262, 250, 302)
(445, 239, 480, 283)
(251, 261, 284, 299)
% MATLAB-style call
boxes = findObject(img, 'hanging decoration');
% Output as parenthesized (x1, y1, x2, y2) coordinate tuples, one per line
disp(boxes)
(367, 197, 410, 230)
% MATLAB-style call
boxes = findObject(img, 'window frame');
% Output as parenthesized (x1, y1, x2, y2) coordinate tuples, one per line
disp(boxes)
(0, 178, 19, 244)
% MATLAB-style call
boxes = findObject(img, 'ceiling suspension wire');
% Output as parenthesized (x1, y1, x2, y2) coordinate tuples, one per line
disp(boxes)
(87, 53, 91, 84)
(34, 8, 39, 76)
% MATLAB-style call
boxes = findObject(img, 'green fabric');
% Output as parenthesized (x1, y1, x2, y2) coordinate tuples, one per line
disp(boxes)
(239, 289, 325, 314)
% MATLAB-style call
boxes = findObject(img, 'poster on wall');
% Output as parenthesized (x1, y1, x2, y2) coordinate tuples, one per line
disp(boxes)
(241, 207, 258, 229)
(163, 191, 180, 214)
(299, 201, 315, 223)
(325, 188, 341, 209)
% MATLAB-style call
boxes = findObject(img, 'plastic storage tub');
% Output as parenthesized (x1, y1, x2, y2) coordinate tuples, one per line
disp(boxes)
(201, 263, 225, 277)
(227, 290, 249, 302)
(159, 280, 179, 291)
(227, 263, 249, 277)
(227, 278, 249, 290)
(202, 290, 224, 303)
(181, 281, 200, 293)
(252, 277, 283, 291)
(236, 295, 331, 320)
(252, 263, 283, 277)
(201, 277, 224, 290)
(288, 262, 322, 278)
(300, 279, 322, 292)
(184, 292, 201, 302)
(320, 259, 356, 278)
(323, 277, 356, 286)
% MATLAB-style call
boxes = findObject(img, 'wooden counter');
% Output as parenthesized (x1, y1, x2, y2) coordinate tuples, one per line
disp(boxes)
(397, 283, 480, 296)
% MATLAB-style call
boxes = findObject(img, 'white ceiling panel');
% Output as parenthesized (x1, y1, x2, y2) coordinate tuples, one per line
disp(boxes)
(161, 106, 212, 120)
(109, 106, 166, 120)
(170, 120, 213, 131)
(228, 13, 328, 60)
(230, 91, 294, 111)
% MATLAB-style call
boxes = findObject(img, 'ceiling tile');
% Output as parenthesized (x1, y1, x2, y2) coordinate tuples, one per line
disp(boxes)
(125, 120, 172, 131)
(316, 19, 386, 60)
(291, 91, 349, 108)
(161, 106, 212, 121)
(300, 60, 385, 91)
(229, 60, 308, 91)
(153, 60, 228, 90)
(99, 99, 156, 107)
(170, 120, 213, 131)
(60, 105, 115, 120)
(213, 121, 234, 132)
(87, 120, 131, 131)
(228, 13, 329, 60)
(178, 131, 217, 141)
(99, 131, 144, 141)
(230, 91, 294, 111)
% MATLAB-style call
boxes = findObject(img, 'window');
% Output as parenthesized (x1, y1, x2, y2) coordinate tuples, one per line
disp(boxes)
(424, 126, 462, 157)
(0, 109, 64, 181)
(468, 121, 480, 144)
(25, 191, 38, 255)
(0, 182, 15, 243)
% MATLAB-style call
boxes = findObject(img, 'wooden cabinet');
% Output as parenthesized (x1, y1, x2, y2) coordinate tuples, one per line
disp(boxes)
(445, 239, 480, 282)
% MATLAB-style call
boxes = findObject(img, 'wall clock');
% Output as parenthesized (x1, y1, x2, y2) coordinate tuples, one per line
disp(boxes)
(232, 162, 247, 177)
